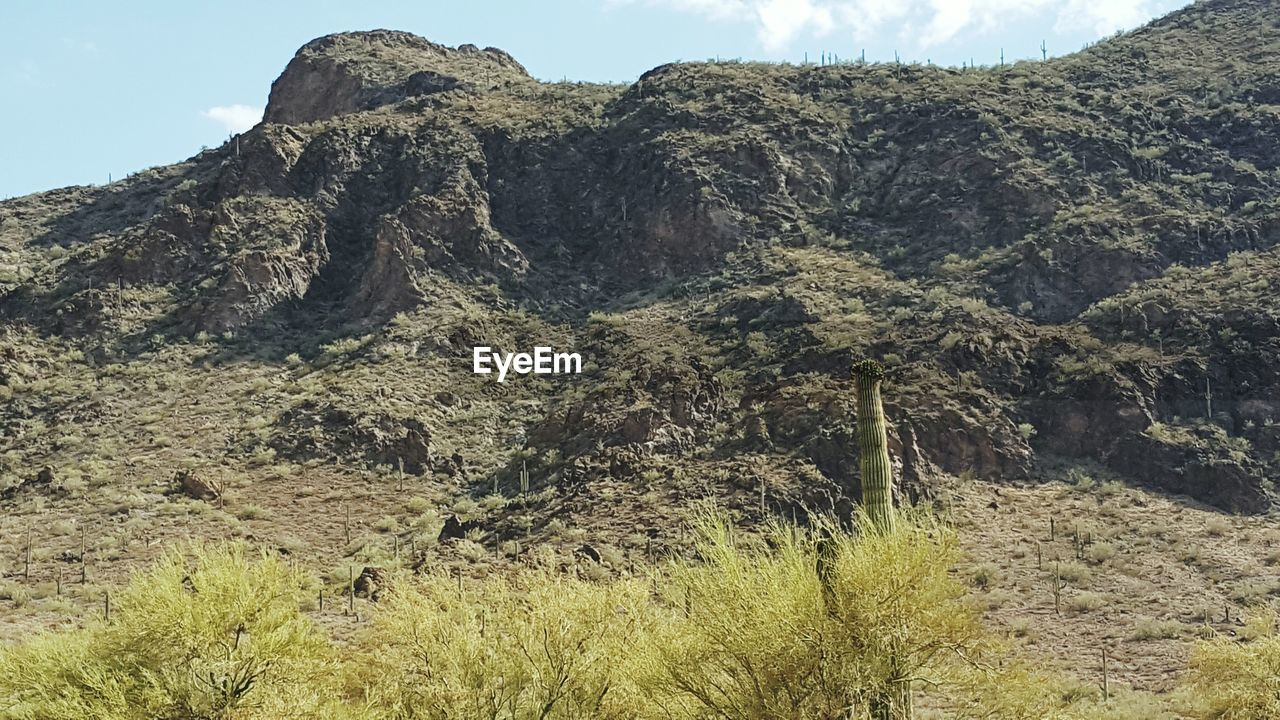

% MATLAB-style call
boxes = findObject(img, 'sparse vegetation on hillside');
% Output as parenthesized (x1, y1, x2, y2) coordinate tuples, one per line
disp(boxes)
(3, 0, 1280, 712)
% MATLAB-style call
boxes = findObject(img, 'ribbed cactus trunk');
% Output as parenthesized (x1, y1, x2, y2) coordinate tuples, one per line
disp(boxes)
(854, 359, 908, 718)
(853, 359, 895, 532)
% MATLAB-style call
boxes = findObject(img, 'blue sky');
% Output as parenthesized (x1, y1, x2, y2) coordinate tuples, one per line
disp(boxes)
(2, 0, 1190, 199)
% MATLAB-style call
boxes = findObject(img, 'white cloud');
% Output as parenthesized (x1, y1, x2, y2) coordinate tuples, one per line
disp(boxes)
(830, 0, 910, 39)
(613, 0, 1182, 51)
(918, 0, 1059, 47)
(1055, 0, 1155, 36)
(202, 104, 262, 133)
(756, 0, 835, 51)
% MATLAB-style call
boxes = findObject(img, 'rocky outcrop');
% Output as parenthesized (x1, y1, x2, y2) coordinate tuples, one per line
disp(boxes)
(895, 401, 1034, 483)
(527, 351, 728, 462)
(0, 466, 53, 501)
(264, 31, 529, 125)
(438, 514, 481, 542)
(351, 218, 427, 318)
(353, 566, 387, 600)
(1110, 428, 1271, 513)
(185, 198, 329, 333)
(1033, 368, 1160, 459)
(271, 401, 434, 474)
(213, 125, 310, 197)
(352, 166, 527, 317)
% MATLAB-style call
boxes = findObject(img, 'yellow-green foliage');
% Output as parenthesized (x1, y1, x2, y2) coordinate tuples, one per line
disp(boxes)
(1186, 609, 1280, 719)
(347, 570, 654, 719)
(953, 664, 1181, 720)
(0, 516, 1179, 719)
(0, 544, 343, 720)
(649, 512, 977, 718)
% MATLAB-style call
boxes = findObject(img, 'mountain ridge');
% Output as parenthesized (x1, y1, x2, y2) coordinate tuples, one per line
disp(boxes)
(3, 0, 1278, 510)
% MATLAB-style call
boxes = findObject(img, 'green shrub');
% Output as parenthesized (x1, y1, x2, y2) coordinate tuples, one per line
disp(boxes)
(0, 544, 341, 720)
(1085, 542, 1117, 564)
(1056, 562, 1092, 584)
(644, 511, 985, 719)
(1131, 618, 1185, 640)
(970, 561, 1003, 589)
(1204, 516, 1230, 536)
(1187, 610, 1280, 718)
(348, 569, 651, 719)
(0, 514, 1174, 719)
(1065, 591, 1107, 614)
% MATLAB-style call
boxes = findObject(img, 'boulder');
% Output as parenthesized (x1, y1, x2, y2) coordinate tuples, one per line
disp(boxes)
(354, 566, 387, 600)
(175, 470, 220, 501)
(576, 543, 602, 563)
(1, 466, 53, 501)
(438, 514, 479, 542)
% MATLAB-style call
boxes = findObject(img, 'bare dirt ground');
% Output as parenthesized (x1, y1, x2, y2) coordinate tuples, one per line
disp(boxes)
(949, 477, 1280, 694)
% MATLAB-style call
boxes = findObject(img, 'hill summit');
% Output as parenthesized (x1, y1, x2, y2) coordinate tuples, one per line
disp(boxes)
(265, 30, 530, 124)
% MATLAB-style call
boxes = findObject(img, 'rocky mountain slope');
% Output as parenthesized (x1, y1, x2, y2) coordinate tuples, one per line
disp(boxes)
(1, 0, 1279, 693)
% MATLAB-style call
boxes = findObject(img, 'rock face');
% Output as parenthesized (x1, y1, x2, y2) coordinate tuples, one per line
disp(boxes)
(185, 198, 330, 333)
(352, 164, 528, 317)
(271, 401, 434, 474)
(438, 514, 480, 542)
(264, 31, 529, 125)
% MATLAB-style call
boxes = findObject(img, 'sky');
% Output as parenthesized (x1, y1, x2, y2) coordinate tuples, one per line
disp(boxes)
(2, 0, 1191, 200)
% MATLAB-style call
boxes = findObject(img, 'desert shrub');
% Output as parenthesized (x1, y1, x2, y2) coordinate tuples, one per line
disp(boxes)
(1204, 516, 1231, 536)
(403, 496, 432, 514)
(1131, 618, 1185, 640)
(1241, 608, 1277, 641)
(1067, 469, 1096, 492)
(346, 569, 653, 719)
(1096, 480, 1125, 497)
(0, 544, 341, 720)
(1186, 610, 1280, 718)
(644, 511, 989, 719)
(1065, 591, 1107, 614)
(1008, 618, 1037, 639)
(1056, 562, 1092, 584)
(0, 513, 1167, 719)
(1085, 542, 1117, 564)
(344, 510, 1056, 718)
(969, 561, 1003, 588)
(953, 665, 1177, 720)
(235, 503, 271, 520)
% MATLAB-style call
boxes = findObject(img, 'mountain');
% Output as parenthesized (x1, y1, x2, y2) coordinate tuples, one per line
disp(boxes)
(2, 0, 1279, 695)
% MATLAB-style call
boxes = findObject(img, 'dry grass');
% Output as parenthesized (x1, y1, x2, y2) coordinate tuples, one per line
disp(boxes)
(951, 477, 1280, 694)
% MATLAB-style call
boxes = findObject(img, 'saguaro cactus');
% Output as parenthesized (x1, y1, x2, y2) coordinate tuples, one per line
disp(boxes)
(853, 359, 896, 532)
